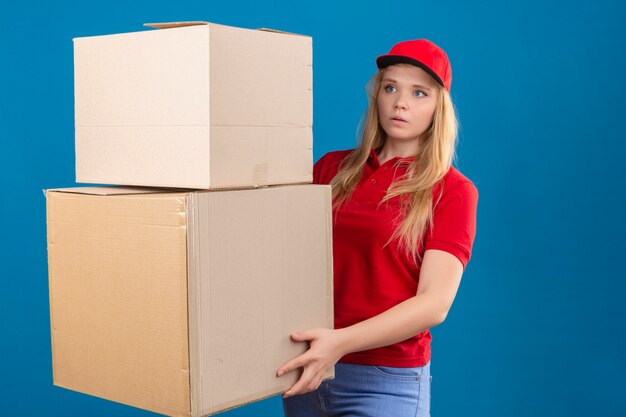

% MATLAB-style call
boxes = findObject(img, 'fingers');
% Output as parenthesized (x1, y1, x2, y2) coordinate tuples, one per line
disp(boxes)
(283, 366, 325, 398)
(290, 329, 317, 342)
(277, 353, 309, 377)
(278, 328, 331, 398)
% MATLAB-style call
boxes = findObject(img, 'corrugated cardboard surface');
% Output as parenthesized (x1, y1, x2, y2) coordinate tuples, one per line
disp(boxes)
(74, 22, 313, 189)
(47, 186, 190, 196)
(209, 127, 312, 188)
(46, 190, 191, 417)
(75, 126, 213, 189)
(208, 23, 311, 128)
(187, 185, 333, 416)
(46, 185, 333, 417)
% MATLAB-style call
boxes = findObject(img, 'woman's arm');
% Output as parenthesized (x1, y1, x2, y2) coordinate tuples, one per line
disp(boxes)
(277, 248, 465, 398)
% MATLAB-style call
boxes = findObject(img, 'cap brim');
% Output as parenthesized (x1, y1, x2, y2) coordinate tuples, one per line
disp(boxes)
(376, 55, 445, 89)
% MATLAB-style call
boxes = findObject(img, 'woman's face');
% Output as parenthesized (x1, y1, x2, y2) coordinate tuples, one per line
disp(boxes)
(377, 64, 439, 145)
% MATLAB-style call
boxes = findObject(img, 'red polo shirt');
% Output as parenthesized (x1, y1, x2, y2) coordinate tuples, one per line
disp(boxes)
(314, 148, 478, 367)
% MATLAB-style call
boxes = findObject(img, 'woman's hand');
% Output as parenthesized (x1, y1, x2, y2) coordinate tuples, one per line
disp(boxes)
(276, 328, 347, 398)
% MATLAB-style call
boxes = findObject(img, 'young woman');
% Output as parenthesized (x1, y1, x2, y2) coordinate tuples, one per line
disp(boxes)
(277, 39, 478, 417)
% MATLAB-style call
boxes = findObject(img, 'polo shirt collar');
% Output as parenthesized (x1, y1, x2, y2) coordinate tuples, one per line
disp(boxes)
(367, 147, 415, 169)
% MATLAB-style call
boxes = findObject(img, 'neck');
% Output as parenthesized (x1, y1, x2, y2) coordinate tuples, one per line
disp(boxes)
(376, 139, 420, 165)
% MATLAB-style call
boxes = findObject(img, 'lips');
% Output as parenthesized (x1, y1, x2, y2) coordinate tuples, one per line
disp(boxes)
(391, 116, 408, 123)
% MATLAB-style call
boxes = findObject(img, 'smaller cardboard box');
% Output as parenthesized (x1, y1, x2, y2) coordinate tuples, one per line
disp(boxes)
(73, 21, 313, 189)
(45, 184, 333, 417)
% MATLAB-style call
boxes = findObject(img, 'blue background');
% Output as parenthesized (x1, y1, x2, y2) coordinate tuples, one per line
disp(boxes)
(1, 0, 625, 416)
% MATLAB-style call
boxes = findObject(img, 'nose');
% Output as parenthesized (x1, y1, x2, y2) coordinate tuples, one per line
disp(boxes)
(394, 96, 408, 110)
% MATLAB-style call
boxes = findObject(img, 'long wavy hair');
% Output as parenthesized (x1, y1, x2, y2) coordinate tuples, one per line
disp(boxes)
(330, 64, 459, 265)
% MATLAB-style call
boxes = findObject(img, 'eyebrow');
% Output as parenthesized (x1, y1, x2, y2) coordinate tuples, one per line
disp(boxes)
(381, 78, 433, 91)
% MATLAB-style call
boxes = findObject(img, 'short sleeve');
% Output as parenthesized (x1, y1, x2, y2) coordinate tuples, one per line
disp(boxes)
(423, 181, 479, 269)
(313, 150, 351, 185)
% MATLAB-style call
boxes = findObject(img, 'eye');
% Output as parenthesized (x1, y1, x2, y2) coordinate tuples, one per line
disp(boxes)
(383, 84, 396, 93)
(413, 90, 426, 97)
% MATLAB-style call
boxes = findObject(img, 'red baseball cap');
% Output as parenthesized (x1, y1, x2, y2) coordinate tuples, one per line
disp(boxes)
(376, 39, 452, 92)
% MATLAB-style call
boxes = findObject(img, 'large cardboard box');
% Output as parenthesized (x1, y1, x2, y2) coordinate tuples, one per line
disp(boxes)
(73, 21, 313, 189)
(45, 185, 333, 417)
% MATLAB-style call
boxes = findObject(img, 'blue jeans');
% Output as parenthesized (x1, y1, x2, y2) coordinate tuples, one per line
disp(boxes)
(282, 361, 431, 417)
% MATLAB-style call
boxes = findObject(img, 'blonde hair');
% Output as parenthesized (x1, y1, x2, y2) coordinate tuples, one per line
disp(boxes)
(330, 65, 459, 265)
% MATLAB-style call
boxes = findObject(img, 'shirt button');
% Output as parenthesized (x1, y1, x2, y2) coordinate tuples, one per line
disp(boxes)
(371, 179, 377, 184)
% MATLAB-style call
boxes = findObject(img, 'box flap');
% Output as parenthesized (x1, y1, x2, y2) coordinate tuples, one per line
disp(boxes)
(256, 28, 307, 37)
(143, 21, 308, 37)
(46, 186, 191, 196)
(143, 21, 210, 30)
